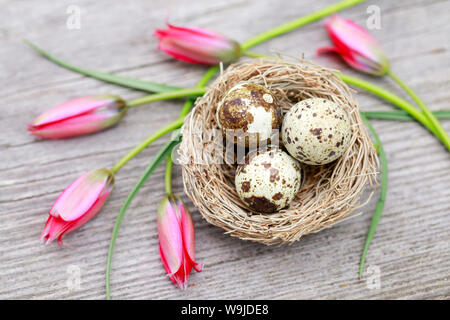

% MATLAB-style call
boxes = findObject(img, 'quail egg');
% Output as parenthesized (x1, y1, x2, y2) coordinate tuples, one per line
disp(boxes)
(235, 148, 301, 213)
(282, 98, 352, 165)
(217, 82, 282, 146)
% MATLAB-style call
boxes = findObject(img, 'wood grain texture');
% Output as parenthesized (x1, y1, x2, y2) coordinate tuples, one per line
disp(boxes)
(0, 0, 449, 300)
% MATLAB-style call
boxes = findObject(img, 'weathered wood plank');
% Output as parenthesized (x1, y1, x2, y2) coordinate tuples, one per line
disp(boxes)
(0, 0, 449, 299)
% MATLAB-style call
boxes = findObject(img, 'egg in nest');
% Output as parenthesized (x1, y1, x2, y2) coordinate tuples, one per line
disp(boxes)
(282, 98, 352, 165)
(216, 83, 282, 147)
(235, 148, 301, 213)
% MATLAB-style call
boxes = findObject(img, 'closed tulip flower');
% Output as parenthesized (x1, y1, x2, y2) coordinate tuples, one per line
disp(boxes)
(154, 24, 241, 65)
(317, 14, 450, 150)
(28, 95, 127, 139)
(317, 14, 389, 76)
(41, 168, 114, 245)
(157, 194, 202, 289)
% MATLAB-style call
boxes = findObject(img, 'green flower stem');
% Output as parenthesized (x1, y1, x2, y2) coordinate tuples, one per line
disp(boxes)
(107, 66, 219, 298)
(359, 114, 388, 278)
(179, 66, 220, 120)
(110, 119, 183, 174)
(387, 71, 450, 150)
(243, 50, 267, 58)
(106, 137, 180, 300)
(242, 52, 444, 143)
(240, 0, 367, 50)
(362, 110, 450, 121)
(127, 87, 207, 108)
(24, 40, 181, 93)
(164, 154, 173, 195)
(337, 72, 440, 137)
(163, 66, 220, 193)
(108, 67, 218, 298)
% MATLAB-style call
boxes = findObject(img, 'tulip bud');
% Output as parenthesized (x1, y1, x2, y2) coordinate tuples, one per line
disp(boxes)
(41, 168, 114, 245)
(153, 24, 241, 65)
(157, 194, 202, 289)
(28, 95, 127, 139)
(317, 14, 390, 76)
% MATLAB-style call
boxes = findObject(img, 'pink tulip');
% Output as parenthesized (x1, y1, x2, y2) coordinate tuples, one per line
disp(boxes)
(157, 194, 202, 289)
(28, 95, 127, 139)
(317, 14, 390, 76)
(153, 24, 241, 65)
(41, 168, 114, 245)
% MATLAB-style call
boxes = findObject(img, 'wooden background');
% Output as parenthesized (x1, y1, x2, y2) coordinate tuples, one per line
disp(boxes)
(1, 0, 449, 299)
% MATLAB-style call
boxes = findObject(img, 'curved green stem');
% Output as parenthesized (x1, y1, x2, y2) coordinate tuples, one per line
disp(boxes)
(24, 40, 181, 93)
(106, 137, 180, 299)
(243, 50, 267, 58)
(337, 73, 439, 136)
(178, 66, 220, 119)
(161, 67, 220, 199)
(359, 114, 388, 278)
(106, 68, 216, 298)
(164, 154, 173, 195)
(387, 71, 450, 150)
(242, 51, 445, 144)
(127, 87, 207, 108)
(241, 0, 367, 50)
(362, 110, 450, 121)
(110, 119, 183, 174)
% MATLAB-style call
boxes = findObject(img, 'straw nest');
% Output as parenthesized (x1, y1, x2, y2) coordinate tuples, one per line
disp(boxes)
(178, 57, 378, 245)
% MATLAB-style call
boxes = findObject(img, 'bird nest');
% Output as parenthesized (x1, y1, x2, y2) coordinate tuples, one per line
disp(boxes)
(178, 57, 378, 245)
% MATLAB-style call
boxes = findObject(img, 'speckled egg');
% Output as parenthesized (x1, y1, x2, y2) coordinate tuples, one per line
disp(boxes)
(282, 98, 352, 165)
(235, 148, 302, 213)
(216, 83, 282, 146)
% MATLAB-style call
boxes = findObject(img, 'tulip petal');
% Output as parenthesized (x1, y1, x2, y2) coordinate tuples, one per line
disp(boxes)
(41, 169, 113, 245)
(179, 202, 202, 272)
(318, 43, 364, 71)
(158, 42, 218, 65)
(31, 96, 111, 127)
(41, 181, 113, 245)
(322, 14, 389, 76)
(40, 216, 63, 244)
(156, 34, 227, 65)
(67, 187, 112, 231)
(316, 46, 340, 56)
(50, 170, 110, 222)
(181, 254, 190, 290)
(29, 95, 126, 139)
(166, 24, 226, 39)
(153, 23, 240, 65)
(29, 112, 113, 139)
(159, 244, 175, 283)
(157, 27, 232, 51)
(157, 201, 183, 276)
(326, 15, 378, 61)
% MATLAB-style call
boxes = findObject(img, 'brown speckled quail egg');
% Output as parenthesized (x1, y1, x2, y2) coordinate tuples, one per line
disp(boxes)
(216, 82, 282, 146)
(282, 98, 352, 165)
(235, 148, 301, 213)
